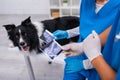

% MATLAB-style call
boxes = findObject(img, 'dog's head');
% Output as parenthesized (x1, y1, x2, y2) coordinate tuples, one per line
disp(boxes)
(3, 17, 40, 53)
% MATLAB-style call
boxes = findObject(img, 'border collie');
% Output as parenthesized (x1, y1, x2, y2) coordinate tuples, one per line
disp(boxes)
(3, 16, 79, 54)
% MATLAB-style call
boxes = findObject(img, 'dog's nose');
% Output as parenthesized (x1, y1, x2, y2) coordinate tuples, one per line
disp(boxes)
(19, 42, 25, 46)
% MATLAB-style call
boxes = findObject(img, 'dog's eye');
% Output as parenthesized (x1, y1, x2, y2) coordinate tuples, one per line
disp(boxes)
(15, 33, 19, 38)
(16, 35, 19, 39)
(22, 33, 27, 37)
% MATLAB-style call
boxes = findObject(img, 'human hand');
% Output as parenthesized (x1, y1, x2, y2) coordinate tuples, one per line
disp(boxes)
(61, 42, 83, 57)
(53, 30, 68, 40)
(83, 31, 102, 61)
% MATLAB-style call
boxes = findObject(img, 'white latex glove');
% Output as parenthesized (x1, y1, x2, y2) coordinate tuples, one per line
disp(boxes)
(61, 42, 83, 57)
(83, 31, 102, 61)
(62, 43, 94, 70)
(83, 59, 94, 69)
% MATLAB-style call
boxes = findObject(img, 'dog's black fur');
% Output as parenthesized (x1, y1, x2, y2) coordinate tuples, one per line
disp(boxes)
(3, 16, 79, 53)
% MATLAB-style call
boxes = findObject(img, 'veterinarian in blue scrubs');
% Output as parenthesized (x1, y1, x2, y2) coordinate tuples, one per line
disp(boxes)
(53, 0, 120, 80)
(62, 9, 120, 80)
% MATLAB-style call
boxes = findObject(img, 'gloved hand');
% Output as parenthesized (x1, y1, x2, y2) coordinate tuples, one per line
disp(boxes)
(64, 56, 93, 73)
(61, 42, 83, 57)
(53, 30, 68, 40)
(83, 31, 102, 61)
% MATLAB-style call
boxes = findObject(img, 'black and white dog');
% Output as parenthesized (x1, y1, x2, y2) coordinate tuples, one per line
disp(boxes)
(3, 16, 79, 54)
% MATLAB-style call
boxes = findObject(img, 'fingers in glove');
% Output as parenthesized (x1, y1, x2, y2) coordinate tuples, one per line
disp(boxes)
(62, 43, 78, 51)
(92, 30, 99, 38)
(53, 30, 61, 38)
(53, 30, 60, 34)
(61, 45, 69, 51)
(84, 34, 93, 42)
(64, 51, 79, 57)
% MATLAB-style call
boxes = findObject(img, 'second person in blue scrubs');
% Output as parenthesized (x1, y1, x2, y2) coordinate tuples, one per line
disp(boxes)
(53, 0, 120, 80)
(62, 9, 120, 80)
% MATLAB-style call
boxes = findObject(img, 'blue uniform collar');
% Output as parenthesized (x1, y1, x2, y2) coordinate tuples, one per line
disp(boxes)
(79, 0, 120, 40)
(92, 0, 113, 16)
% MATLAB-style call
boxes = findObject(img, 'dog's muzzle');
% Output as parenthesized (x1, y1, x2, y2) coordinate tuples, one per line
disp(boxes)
(19, 42, 29, 51)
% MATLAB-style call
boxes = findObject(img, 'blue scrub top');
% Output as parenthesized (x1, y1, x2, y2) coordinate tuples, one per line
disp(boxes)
(79, 0, 120, 41)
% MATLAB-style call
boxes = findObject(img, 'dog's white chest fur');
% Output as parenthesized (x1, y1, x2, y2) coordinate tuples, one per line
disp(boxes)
(32, 22, 45, 47)
(32, 22, 44, 37)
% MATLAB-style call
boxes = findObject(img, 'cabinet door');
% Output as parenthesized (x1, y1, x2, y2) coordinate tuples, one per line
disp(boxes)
(49, 0, 80, 18)
(71, 0, 80, 16)
(72, 9, 80, 16)
(50, 0, 60, 18)
(61, 9, 71, 16)
(50, 0, 60, 7)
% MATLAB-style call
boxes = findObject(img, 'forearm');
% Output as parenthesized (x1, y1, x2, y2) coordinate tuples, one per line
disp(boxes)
(83, 30, 116, 80)
(67, 27, 79, 38)
(99, 26, 111, 46)
(91, 55, 116, 80)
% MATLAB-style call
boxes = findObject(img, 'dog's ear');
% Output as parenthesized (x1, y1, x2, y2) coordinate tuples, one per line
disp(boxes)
(3, 24, 16, 32)
(21, 16, 31, 26)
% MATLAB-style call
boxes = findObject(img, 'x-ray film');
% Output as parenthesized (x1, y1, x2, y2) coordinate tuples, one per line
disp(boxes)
(43, 30, 55, 42)
(41, 30, 62, 59)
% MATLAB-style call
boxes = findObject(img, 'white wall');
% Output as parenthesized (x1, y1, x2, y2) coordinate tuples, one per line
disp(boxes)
(0, 0, 50, 14)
